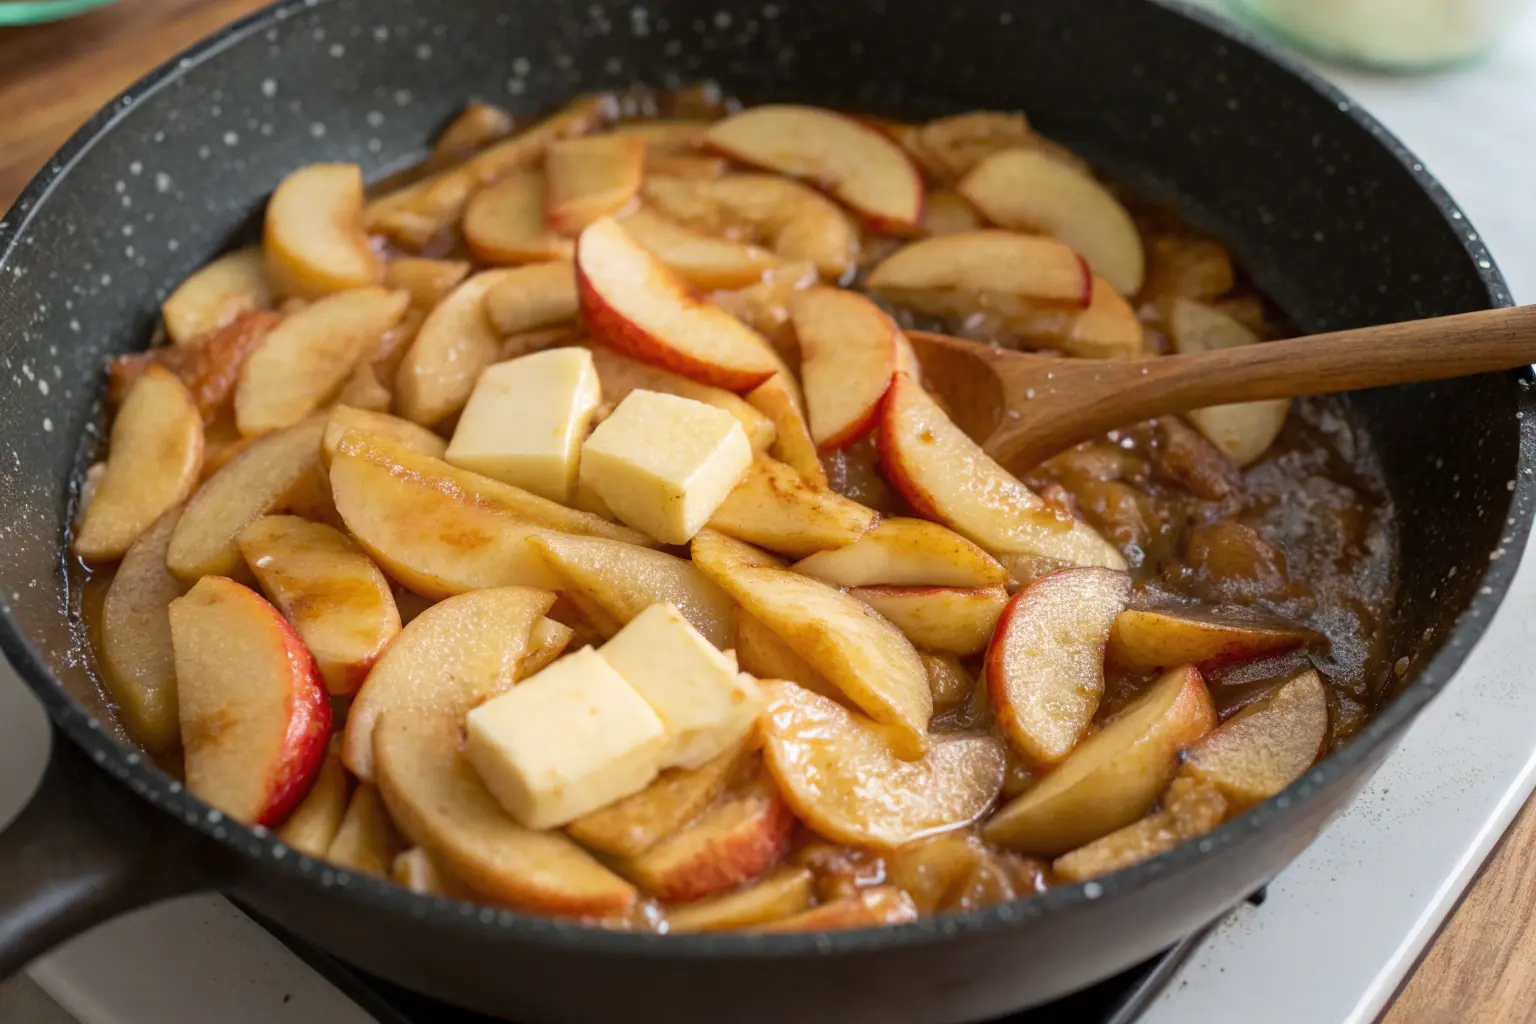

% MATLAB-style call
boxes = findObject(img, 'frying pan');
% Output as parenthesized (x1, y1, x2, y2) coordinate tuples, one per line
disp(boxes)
(0, 1, 1529, 1021)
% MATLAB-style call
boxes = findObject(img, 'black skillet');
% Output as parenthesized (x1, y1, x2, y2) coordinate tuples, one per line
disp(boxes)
(0, 1, 1530, 1021)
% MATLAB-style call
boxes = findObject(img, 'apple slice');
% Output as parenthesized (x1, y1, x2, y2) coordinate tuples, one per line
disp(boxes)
(614, 770, 795, 902)
(528, 532, 735, 649)
(395, 268, 523, 427)
(482, 261, 578, 335)
(684, 174, 860, 278)
(708, 455, 878, 558)
(545, 133, 646, 234)
(879, 373, 1126, 570)
(383, 257, 471, 310)
(237, 515, 402, 696)
(336, 363, 392, 412)
(566, 737, 750, 858)
(462, 169, 574, 265)
(1108, 606, 1310, 674)
(264, 163, 381, 299)
(753, 886, 919, 933)
(920, 652, 975, 716)
(987, 567, 1132, 766)
(922, 190, 982, 237)
(705, 105, 925, 234)
(1168, 298, 1290, 466)
(321, 404, 447, 466)
(521, 617, 574, 677)
(162, 247, 272, 347)
(850, 584, 1008, 657)
(74, 365, 203, 562)
(165, 417, 326, 581)
(110, 310, 282, 424)
(326, 784, 405, 877)
(898, 111, 1040, 184)
(734, 611, 843, 705)
(959, 148, 1145, 297)
(432, 101, 516, 159)
(575, 218, 782, 392)
(98, 507, 187, 755)
(788, 288, 899, 450)
(329, 431, 648, 599)
(234, 287, 409, 435)
(276, 739, 349, 856)
(343, 585, 554, 782)
(744, 373, 828, 488)
(867, 230, 1091, 308)
(984, 664, 1217, 854)
(618, 206, 781, 290)
(692, 530, 932, 758)
(609, 120, 710, 155)
(666, 866, 815, 933)
(375, 711, 637, 915)
(1052, 773, 1228, 883)
(792, 517, 1008, 588)
(585, 344, 776, 453)
(761, 681, 1005, 848)
(391, 846, 476, 899)
(1183, 669, 1328, 810)
(169, 576, 331, 826)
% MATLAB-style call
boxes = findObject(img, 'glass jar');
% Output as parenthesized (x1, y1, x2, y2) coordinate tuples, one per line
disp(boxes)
(1228, 0, 1533, 70)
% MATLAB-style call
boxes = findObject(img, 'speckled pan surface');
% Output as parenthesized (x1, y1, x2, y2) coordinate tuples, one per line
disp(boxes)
(0, 0, 1530, 1020)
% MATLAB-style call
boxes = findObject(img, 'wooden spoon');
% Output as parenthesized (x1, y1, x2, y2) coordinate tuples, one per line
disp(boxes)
(907, 304, 1536, 469)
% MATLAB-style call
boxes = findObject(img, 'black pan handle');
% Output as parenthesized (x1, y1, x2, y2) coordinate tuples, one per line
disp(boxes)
(0, 724, 238, 978)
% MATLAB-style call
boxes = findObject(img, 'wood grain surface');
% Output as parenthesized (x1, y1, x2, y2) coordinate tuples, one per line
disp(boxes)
(0, 3, 1528, 1022)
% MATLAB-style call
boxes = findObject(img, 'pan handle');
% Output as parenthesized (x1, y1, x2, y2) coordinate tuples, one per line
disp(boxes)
(0, 724, 238, 978)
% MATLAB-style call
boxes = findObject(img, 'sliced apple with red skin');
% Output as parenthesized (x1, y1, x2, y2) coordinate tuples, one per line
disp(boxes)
(867, 230, 1091, 308)
(327, 784, 405, 877)
(237, 515, 402, 697)
(1183, 669, 1328, 810)
(745, 373, 828, 487)
(705, 105, 925, 235)
(264, 163, 381, 299)
(343, 585, 554, 782)
(575, 218, 782, 392)
(734, 611, 844, 705)
(618, 206, 781, 289)
(169, 576, 331, 826)
(708, 455, 878, 558)
(753, 886, 919, 933)
(545, 133, 646, 234)
(878, 372, 1127, 570)
(959, 148, 1146, 297)
(375, 711, 637, 916)
(277, 739, 349, 856)
(666, 865, 814, 933)
(987, 567, 1132, 766)
(1107, 606, 1310, 675)
(395, 268, 523, 427)
(585, 344, 776, 453)
(1051, 773, 1228, 883)
(693, 530, 932, 758)
(162, 247, 271, 347)
(1168, 298, 1290, 466)
(851, 584, 1008, 657)
(74, 365, 203, 562)
(383, 257, 471, 310)
(321, 404, 446, 467)
(481, 261, 577, 335)
(462, 169, 574, 265)
(528, 532, 735, 649)
(792, 517, 1008, 588)
(761, 681, 1005, 848)
(984, 664, 1217, 855)
(788, 287, 899, 450)
(614, 770, 795, 902)
(235, 286, 410, 435)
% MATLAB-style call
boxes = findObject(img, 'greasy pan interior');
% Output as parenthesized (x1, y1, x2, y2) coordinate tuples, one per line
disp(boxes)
(0, 0, 1530, 1010)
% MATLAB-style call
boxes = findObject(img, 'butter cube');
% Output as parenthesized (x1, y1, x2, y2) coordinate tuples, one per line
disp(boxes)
(465, 647, 665, 829)
(446, 348, 601, 504)
(580, 390, 752, 544)
(599, 603, 765, 770)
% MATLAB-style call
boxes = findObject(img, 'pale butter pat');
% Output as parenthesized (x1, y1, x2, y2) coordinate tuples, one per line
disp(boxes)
(446, 348, 601, 504)
(579, 390, 752, 544)
(599, 603, 764, 770)
(465, 646, 665, 829)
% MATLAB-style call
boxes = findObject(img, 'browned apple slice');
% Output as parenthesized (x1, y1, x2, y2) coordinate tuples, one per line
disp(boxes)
(575, 218, 782, 392)
(922, 190, 983, 237)
(169, 576, 331, 826)
(708, 455, 878, 558)
(692, 530, 932, 758)
(321, 405, 446, 466)
(745, 373, 827, 487)
(1051, 774, 1228, 882)
(867, 230, 1091, 308)
(326, 784, 405, 877)
(329, 431, 648, 599)
(705, 105, 925, 234)
(788, 288, 899, 450)
(545, 133, 646, 234)
(336, 364, 391, 412)
(276, 739, 349, 856)
(683, 174, 860, 278)
(879, 373, 1126, 570)
(1168, 298, 1290, 466)
(375, 711, 637, 915)
(920, 652, 975, 717)
(74, 365, 203, 562)
(395, 268, 522, 427)
(585, 344, 775, 453)
(98, 507, 186, 755)
(343, 585, 553, 782)
(897, 111, 1043, 184)
(237, 515, 402, 697)
(110, 310, 282, 424)
(792, 517, 1008, 588)
(851, 584, 1007, 657)
(984, 665, 1217, 854)
(162, 247, 272, 347)
(165, 417, 326, 581)
(234, 287, 409, 435)
(959, 148, 1145, 297)
(383, 257, 471, 310)
(1183, 669, 1328, 809)
(462, 169, 574, 265)
(618, 206, 781, 289)
(391, 847, 477, 899)
(481, 261, 577, 335)
(648, 155, 729, 180)
(761, 681, 1005, 848)
(521, 617, 573, 677)
(666, 866, 815, 933)
(987, 567, 1132, 766)
(1108, 606, 1309, 674)
(734, 611, 843, 704)
(753, 886, 919, 933)
(432, 101, 516, 159)
(264, 163, 381, 299)
(609, 120, 710, 155)
(528, 532, 735, 649)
